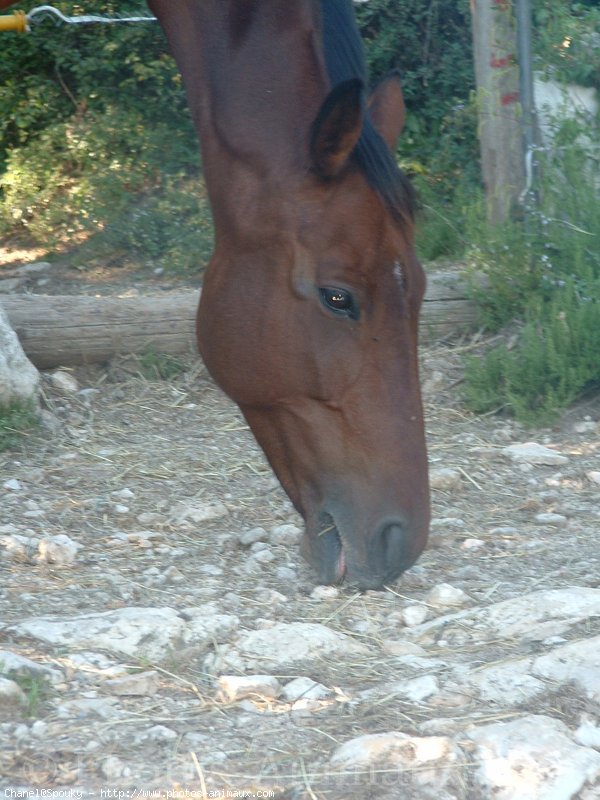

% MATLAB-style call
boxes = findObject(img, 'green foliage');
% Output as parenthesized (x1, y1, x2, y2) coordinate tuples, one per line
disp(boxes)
(533, 0, 600, 87)
(8, 673, 51, 718)
(0, 400, 39, 452)
(355, 0, 474, 160)
(0, 1, 201, 269)
(464, 108, 600, 424)
(137, 349, 186, 381)
(355, 0, 479, 224)
(88, 176, 214, 273)
(465, 283, 600, 424)
(413, 96, 482, 262)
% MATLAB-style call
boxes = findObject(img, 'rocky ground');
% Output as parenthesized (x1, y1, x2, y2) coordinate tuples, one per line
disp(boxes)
(1, 261, 600, 799)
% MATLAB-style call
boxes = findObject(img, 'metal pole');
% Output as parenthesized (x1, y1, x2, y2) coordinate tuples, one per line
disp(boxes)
(516, 0, 537, 203)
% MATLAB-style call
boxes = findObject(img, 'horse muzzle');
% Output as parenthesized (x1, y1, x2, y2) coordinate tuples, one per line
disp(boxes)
(303, 510, 428, 590)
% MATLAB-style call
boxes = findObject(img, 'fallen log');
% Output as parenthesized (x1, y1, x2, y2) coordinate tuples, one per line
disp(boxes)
(1, 291, 200, 370)
(0, 271, 477, 369)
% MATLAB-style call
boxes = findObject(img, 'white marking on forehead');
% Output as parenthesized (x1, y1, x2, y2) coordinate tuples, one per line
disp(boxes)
(392, 260, 405, 288)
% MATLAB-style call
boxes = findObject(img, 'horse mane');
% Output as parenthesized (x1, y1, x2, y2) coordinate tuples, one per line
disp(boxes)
(319, 0, 416, 226)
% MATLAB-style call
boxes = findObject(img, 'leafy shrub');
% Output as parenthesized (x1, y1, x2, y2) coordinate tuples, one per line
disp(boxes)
(533, 1, 600, 88)
(0, 401, 39, 452)
(465, 282, 600, 424)
(0, 0, 201, 266)
(464, 107, 600, 424)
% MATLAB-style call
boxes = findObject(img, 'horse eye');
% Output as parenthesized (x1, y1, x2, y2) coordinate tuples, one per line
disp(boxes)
(319, 287, 359, 320)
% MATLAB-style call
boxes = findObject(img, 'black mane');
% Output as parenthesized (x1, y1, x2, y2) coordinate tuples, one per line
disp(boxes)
(319, 0, 416, 225)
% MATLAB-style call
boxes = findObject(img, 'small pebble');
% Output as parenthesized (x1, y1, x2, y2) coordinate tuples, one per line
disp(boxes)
(427, 583, 471, 608)
(37, 534, 81, 566)
(429, 468, 462, 491)
(401, 605, 428, 627)
(310, 585, 340, 601)
(50, 370, 79, 394)
(535, 512, 568, 528)
(238, 527, 267, 546)
(217, 675, 281, 703)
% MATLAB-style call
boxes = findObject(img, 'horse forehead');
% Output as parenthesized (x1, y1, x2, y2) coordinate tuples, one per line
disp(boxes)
(297, 192, 408, 270)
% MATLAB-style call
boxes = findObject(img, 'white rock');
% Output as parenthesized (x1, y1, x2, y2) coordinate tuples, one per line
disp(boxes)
(401, 604, 429, 627)
(532, 635, 600, 701)
(587, 471, 600, 486)
(111, 487, 135, 500)
(395, 675, 439, 702)
(575, 717, 600, 750)
(0, 650, 62, 683)
(0, 677, 26, 706)
(174, 501, 229, 525)
(382, 640, 428, 657)
(3, 478, 22, 492)
(281, 677, 332, 702)
(275, 567, 297, 582)
(427, 583, 471, 608)
(402, 588, 600, 647)
(139, 725, 178, 743)
(452, 656, 544, 704)
(330, 731, 461, 794)
(0, 534, 38, 562)
(269, 523, 302, 545)
(422, 370, 445, 395)
(182, 605, 239, 644)
(19, 260, 52, 275)
(535, 512, 568, 527)
(489, 525, 519, 536)
(101, 670, 160, 696)
(9, 607, 187, 661)
(264, 589, 288, 605)
(217, 675, 281, 703)
(66, 651, 125, 678)
(430, 517, 466, 529)
(484, 589, 600, 641)
(468, 715, 600, 799)
(55, 697, 122, 720)
(49, 370, 79, 394)
(30, 720, 48, 737)
(0, 305, 39, 407)
(100, 755, 128, 780)
(248, 548, 275, 565)
(502, 442, 569, 465)
(461, 538, 486, 549)
(429, 468, 462, 491)
(310, 585, 340, 601)
(222, 622, 369, 670)
(238, 527, 267, 546)
(37, 534, 81, 566)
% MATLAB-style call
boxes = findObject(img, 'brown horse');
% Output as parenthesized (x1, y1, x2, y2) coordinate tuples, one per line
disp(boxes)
(1, 0, 430, 587)
(148, 0, 430, 589)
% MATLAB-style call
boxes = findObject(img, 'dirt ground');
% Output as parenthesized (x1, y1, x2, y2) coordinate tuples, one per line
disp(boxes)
(1, 259, 600, 798)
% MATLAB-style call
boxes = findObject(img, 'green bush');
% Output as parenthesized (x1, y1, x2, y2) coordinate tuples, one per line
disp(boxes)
(0, 1, 201, 268)
(0, 401, 39, 452)
(533, 0, 600, 88)
(464, 106, 600, 424)
(465, 283, 600, 424)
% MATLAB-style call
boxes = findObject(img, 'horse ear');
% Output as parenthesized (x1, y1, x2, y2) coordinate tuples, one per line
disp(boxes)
(368, 72, 406, 152)
(310, 78, 364, 178)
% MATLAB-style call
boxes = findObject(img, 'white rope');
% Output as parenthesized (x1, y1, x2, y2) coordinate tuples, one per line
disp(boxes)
(27, 5, 156, 25)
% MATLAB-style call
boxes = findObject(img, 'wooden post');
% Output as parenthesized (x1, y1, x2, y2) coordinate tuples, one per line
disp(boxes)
(471, 0, 524, 223)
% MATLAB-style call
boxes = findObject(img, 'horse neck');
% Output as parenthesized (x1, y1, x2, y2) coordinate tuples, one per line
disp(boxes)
(151, 1, 328, 211)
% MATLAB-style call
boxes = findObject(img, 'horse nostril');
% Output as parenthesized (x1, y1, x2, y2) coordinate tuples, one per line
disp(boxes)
(380, 523, 406, 570)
